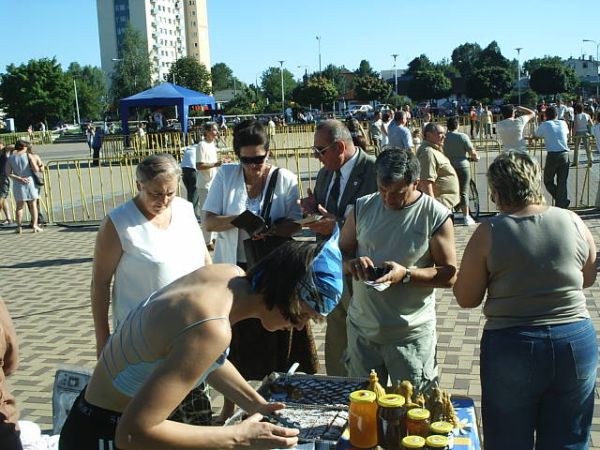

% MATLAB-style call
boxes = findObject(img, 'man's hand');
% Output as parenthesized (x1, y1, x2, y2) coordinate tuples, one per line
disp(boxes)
(377, 261, 408, 285)
(306, 204, 337, 236)
(345, 256, 375, 281)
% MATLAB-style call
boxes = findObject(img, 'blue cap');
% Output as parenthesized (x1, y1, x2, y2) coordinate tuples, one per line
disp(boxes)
(296, 225, 344, 316)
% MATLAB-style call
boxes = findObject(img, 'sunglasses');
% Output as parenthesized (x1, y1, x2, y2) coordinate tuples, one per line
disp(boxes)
(240, 154, 268, 165)
(312, 141, 336, 156)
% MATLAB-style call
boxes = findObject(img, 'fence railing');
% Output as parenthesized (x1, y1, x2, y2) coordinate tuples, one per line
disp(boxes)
(1, 131, 54, 146)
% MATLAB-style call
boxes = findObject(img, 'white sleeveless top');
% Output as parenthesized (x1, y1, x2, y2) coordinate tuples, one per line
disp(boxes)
(108, 196, 206, 326)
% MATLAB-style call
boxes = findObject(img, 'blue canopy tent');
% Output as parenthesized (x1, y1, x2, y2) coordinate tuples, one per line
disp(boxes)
(119, 82, 215, 135)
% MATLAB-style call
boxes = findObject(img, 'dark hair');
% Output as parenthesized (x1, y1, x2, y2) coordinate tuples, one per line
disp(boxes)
(232, 119, 269, 157)
(393, 111, 407, 122)
(344, 117, 368, 149)
(574, 103, 584, 114)
(545, 106, 557, 120)
(246, 241, 321, 324)
(382, 111, 391, 122)
(423, 121, 442, 137)
(501, 104, 514, 120)
(375, 148, 420, 185)
(446, 116, 459, 131)
(15, 139, 31, 151)
(202, 121, 216, 134)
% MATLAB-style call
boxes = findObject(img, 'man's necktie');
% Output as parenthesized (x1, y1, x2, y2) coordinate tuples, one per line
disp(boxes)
(326, 170, 342, 216)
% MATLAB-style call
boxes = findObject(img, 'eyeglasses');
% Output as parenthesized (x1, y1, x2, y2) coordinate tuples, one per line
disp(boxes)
(240, 154, 268, 165)
(312, 141, 336, 156)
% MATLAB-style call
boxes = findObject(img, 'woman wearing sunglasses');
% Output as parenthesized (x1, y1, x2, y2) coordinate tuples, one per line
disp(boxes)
(202, 119, 318, 421)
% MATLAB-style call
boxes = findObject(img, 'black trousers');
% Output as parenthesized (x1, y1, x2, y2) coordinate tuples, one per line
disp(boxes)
(181, 167, 198, 210)
(0, 419, 22, 450)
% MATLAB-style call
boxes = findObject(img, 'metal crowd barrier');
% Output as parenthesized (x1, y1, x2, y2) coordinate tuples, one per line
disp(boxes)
(1, 131, 54, 146)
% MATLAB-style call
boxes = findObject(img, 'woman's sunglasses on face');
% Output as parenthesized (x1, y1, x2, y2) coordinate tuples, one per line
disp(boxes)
(240, 154, 268, 165)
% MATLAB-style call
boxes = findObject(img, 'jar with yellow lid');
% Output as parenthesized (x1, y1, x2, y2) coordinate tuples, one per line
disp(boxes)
(348, 390, 378, 449)
(377, 393, 406, 450)
(425, 434, 450, 449)
(405, 408, 431, 438)
(401, 435, 426, 449)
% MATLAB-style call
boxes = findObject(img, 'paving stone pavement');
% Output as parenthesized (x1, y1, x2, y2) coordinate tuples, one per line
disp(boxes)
(1, 212, 600, 447)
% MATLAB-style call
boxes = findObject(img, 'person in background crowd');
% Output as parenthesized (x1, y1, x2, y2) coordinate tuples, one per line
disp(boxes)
(60, 236, 344, 450)
(180, 142, 200, 216)
(496, 104, 536, 153)
(345, 117, 368, 151)
(475, 102, 485, 137)
(387, 111, 413, 150)
(91, 126, 103, 167)
(381, 111, 391, 147)
(0, 298, 21, 450)
(85, 123, 94, 155)
(565, 100, 575, 136)
(421, 111, 432, 132)
(203, 120, 313, 421)
(535, 106, 571, 208)
(592, 111, 600, 154)
(556, 98, 568, 120)
(369, 111, 383, 155)
(152, 109, 165, 130)
(340, 148, 457, 392)
(5, 140, 42, 234)
(91, 153, 213, 425)
(572, 103, 593, 167)
(454, 151, 597, 450)
(480, 105, 493, 139)
(0, 140, 13, 225)
(412, 128, 422, 148)
(416, 123, 460, 210)
(469, 106, 477, 139)
(444, 117, 479, 225)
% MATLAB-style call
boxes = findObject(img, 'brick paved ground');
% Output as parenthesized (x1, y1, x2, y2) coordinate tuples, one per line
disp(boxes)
(1, 212, 600, 447)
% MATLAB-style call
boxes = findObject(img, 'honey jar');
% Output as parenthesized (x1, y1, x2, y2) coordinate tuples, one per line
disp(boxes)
(348, 390, 378, 449)
(377, 393, 406, 450)
(401, 435, 426, 449)
(405, 408, 431, 438)
(425, 434, 450, 449)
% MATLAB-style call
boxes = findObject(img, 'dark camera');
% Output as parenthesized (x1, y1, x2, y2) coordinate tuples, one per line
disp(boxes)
(367, 266, 389, 281)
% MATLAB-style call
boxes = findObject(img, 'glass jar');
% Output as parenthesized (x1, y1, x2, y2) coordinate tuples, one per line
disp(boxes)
(406, 408, 431, 438)
(348, 390, 378, 449)
(430, 421, 453, 437)
(377, 393, 406, 450)
(425, 434, 450, 449)
(401, 435, 426, 449)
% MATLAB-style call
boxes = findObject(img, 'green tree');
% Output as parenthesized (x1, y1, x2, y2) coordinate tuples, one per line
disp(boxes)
(166, 57, 211, 93)
(529, 65, 571, 96)
(211, 62, 243, 91)
(225, 86, 264, 115)
(67, 62, 108, 121)
(451, 43, 482, 78)
(478, 41, 511, 70)
(0, 57, 72, 129)
(320, 64, 354, 98)
(523, 56, 564, 73)
(292, 76, 338, 108)
(406, 55, 434, 76)
(506, 89, 538, 106)
(407, 70, 452, 101)
(354, 76, 392, 102)
(260, 66, 297, 104)
(466, 66, 513, 100)
(110, 24, 151, 103)
(355, 59, 378, 77)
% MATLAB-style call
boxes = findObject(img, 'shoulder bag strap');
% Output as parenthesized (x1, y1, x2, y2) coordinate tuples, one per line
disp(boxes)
(260, 168, 280, 225)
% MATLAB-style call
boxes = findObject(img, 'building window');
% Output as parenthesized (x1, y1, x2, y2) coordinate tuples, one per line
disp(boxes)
(194, 43, 198, 47)
(583, 62, 588, 69)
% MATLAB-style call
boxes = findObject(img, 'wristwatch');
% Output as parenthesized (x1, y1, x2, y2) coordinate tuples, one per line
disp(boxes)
(402, 268, 411, 284)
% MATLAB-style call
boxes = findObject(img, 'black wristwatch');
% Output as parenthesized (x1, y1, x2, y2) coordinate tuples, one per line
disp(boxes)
(402, 268, 411, 284)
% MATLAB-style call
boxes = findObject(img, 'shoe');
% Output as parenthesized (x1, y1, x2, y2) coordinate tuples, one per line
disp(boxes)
(32, 226, 43, 233)
(570, 163, 578, 167)
(464, 216, 477, 226)
(15, 227, 22, 234)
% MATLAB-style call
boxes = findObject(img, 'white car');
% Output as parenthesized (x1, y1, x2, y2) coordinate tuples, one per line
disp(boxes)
(348, 104, 373, 117)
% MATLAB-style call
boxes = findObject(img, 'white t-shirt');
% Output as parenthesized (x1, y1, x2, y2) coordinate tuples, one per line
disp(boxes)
(556, 104, 567, 120)
(574, 113, 591, 133)
(535, 120, 570, 152)
(591, 124, 600, 152)
(181, 146, 196, 169)
(496, 116, 531, 152)
(196, 141, 218, 189)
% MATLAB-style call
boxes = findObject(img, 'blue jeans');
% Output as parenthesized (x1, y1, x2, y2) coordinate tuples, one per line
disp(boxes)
(480, 319, 597, 450)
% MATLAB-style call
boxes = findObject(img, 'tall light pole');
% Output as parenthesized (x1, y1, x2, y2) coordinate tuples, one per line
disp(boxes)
(515, 47, 523, 105)
(73, 78, 81, 125)
(278, 60, 285, 118)
(583, 39, 599, 100)
(391, 54, 399, 95)
(316, 36, 322, 73)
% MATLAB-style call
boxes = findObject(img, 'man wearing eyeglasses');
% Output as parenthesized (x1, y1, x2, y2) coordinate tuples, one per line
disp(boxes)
(301, 119, 377, 376)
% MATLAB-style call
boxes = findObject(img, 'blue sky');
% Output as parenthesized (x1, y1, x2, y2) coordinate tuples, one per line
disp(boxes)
(0, 0, 598, 84)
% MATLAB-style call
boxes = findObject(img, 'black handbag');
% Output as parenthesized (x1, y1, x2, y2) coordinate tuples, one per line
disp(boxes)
(243, 168, 291, 268)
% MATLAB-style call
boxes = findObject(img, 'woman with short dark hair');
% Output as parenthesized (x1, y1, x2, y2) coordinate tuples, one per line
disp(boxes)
(454, 151, 597, 449)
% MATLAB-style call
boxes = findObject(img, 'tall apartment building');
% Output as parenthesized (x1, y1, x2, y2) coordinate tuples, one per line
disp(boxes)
(97, 0, 211, 85)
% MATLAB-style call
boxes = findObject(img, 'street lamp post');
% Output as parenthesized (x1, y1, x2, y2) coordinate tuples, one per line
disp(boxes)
(316, 36, 322, 73)
(515, 47, 523, 105)
(73, 78, 81, 125)
(583, 39, 599, 100)
(391, 54, 399, 95)
(278, 60, 285, 119)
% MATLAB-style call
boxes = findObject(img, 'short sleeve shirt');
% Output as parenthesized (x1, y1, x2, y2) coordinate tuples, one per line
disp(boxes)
(196, 141, 218, 189)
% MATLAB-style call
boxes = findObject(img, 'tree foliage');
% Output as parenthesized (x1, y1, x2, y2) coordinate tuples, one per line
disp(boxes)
(451, 43, 482, 78)
(211, 62, 243, 91)
(354, 76, 392, 102)
(292, 76, 338, 107)
(355, 59, 378, 77)
(407, 70, 452, 101)
(320, 64, 354, 98)
(67, 62, 108, 121)
(466, 66, 513, 100)
(225, 86, 264, 115)
(260, 66, 297, 104)
(110, 24, 151, 104)
(406, 55, 434, 76)
(0, 58, 72, 129)
(166, 57, 211, 93)
(529, 65, 572, 96)
(478, 41, 511, 70)
(523, 56, 564, 74)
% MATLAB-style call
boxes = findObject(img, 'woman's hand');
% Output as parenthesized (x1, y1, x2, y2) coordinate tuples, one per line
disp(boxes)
(234, 413, 299, 449)
(252, 402, 286, 417)
(18, 176, 29, 185)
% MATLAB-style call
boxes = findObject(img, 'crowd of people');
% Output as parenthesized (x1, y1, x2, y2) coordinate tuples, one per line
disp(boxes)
(1, 112, 599, 450)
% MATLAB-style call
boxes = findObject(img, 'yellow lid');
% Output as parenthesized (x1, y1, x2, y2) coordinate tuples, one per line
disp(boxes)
(349, 390, 376, 403)
(377, 393, 406, 407)
(401, 435, 426, 448)
(425, 435, 450, 448)
(407, 407, 430, 421)
(430, 420, 453, 434)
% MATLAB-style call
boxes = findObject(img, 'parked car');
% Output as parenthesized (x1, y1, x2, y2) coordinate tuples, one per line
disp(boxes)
(348, 104, 373, 117)
(375, 103, 394, 112)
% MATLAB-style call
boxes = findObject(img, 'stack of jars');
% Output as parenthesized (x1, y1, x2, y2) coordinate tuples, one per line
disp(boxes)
(348, 390, 454, 450)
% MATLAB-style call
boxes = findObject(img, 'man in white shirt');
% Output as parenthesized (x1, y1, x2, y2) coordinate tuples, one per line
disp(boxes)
(535, 106, 570, 208)
(387, 111, 413, 150)
(496, 104, 536, 152)
(196, 122, 222, 247)
(556, 99, 568, 120)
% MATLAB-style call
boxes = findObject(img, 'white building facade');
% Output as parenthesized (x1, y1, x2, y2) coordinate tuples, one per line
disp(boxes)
(97, 0, 211, 84)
